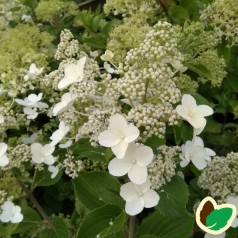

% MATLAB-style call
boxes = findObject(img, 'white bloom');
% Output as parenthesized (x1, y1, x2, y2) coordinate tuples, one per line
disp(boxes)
(21, 14, 32, 22)
(15, 93, 48, 108)
(24, 63, 44, 81)
(108, 143, 153, 184)
(52, 92, 77, 116)
(0, 143, 9, 167)
(0, 201, 23, 223)
(100, 50, 114, 61)
(0, 114, 4, 124)
(176, 94, 213, 129)
(31, 143, 55, 165)
(22, 133, 38, 144)
(23, 107, 38, 119)
(50, 121, 70, 146)
(48, 165, 59, 179)
(90, 51, 99, 58)
(180, 136, 216, 170)
(204, 232, 226, 238)
(58, 56, 86, 90)
(226, 196, 238, 228)
(121, 98, 141, 108)
(171, 60, 187, 73)
(104, 62, 114, 73)
(59, 140, 73, 149)
(120, 178, 160, 216)
(98, 114, 140, 159)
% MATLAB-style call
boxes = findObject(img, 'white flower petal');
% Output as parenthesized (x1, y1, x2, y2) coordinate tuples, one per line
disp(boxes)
(134, 178, 151, 194)
(31, 143, 42, 155)
(111, 140, 128, 159)
(193, 137, 204, 147)
(58, 76, 77, 90)
(59, 140, 73, 148)
(143, 190, 160, 208)
(125, 197, 144, 216)
(120, 182, 137, 201)
(124, 124, 140, 143)
(231, 217, 238, 228)
(197, 105, 213, 117)
(48, 165, 59, 178)
(182, 94, 197, 112)
(108, 158, 131, 177)
(205, 148, 216, 157)
(176, 105, 190, 121)
(109, 114, 128, 136)
(180, 159, 190, 168)
(192, 156, 207, 170)
(11, 213, 23, 223)
(98, 130, 121, 147)
(128, 165, 147, 184)
(44, 155, 55, 165)
(32, 155, 44, 164)
(42, 144, 55, 156)
(0, 154, 9, 167)
(0, 114, 4, 123)
(134, 145, 153, 166)
(0, 143, 8, 157)
(189, 115, 206, 129)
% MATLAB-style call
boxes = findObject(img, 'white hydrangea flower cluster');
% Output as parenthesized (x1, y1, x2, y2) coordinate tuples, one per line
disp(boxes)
(98, 114, 160, 216)
(198, 153, 238, 202)
(148, 145, 180, 190)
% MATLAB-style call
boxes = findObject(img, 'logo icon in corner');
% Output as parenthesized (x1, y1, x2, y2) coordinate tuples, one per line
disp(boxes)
(196, 196, 237, 235)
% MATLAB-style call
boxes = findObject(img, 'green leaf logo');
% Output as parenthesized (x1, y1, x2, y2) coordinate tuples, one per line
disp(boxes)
(196, 196, 237, 235)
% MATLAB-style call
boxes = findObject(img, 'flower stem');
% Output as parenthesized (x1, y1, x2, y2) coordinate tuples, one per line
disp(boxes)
(17, 179, 53, 227)
(129, 216, 136, 238)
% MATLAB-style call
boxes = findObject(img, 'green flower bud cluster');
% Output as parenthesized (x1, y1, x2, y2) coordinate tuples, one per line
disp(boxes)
(35, 0, 78, 25)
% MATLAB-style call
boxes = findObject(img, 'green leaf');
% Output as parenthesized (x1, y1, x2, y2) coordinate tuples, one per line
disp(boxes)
(72, 171, 124, 210)
(40, 217, 69, 238)
(206, 208, 233, 230)
(77, 205, 126, 238)
(136, 211, 194, 238)
(170, 6, 189, 21)
(71, 138, 106, 161)
(156, 175, 190, 217)
(186, 63, 216, 84)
